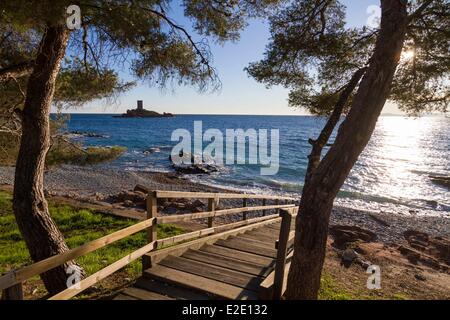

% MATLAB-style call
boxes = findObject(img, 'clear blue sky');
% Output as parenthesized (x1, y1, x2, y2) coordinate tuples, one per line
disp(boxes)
(62, 0, 400, 115)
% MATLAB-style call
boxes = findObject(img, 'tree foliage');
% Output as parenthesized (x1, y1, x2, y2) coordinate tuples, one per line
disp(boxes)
(0, 0, 280, 109)
(247, 0, 449, 115)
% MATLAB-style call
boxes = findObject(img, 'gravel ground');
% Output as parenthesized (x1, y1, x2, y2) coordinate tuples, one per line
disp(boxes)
(1, 165, 449, 245)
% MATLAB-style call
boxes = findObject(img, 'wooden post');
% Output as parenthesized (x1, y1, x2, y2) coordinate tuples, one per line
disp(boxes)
(275, 199, 279, 215)
(1, 283, 23, 300)
(143, 191, 158, 269)
(273, 209, 292, 300)
(242, 198, 248, 220)
(262, 199, 267, 216)
(207, 197, 216, 228)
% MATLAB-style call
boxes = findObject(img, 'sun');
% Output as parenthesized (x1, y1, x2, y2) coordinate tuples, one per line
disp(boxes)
(401, 49, 415, 61)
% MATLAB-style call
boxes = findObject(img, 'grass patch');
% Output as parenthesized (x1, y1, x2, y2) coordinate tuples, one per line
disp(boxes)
(319, 273, 356, 300)
(0, 190, 184, 280)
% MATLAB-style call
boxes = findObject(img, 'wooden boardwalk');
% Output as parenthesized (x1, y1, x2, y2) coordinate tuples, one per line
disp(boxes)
(0, 189, 296, 301)
(115, 220, 293, 300)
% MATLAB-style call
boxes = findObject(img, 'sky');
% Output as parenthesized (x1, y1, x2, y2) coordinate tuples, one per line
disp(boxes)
(61, 0, 402, 115)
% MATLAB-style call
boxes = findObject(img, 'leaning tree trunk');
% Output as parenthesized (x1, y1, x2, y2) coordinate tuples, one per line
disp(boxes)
(13, 25, 84, 295)
(285, 0, 408, 300)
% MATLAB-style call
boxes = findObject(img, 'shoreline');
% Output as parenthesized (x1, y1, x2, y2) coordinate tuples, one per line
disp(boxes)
(1, 164, 449, 245)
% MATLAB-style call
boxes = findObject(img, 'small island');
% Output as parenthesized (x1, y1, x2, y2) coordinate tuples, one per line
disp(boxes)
(113, 100, 174, 118)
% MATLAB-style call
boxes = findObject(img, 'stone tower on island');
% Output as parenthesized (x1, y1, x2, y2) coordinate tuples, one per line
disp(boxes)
(137, 100, 143, 111)
(113, 100, 174, 118)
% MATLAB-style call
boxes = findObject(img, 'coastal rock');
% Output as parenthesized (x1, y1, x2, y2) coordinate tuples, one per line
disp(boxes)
(429, 175, 450, 190)
(173, 163, 219, 175)
(403, 230, 450, 266)
(329, 225, 378, 249)
(415, 273, 427, 281)
(398, 245, 445, 271)
(341, 248, 358, 266)
(143, 147, 161, 155)
(113, 190, 146, 205)
(68, 130, 107, 138)
(169, 152, 220, 175)
(109, 189, 147, 209)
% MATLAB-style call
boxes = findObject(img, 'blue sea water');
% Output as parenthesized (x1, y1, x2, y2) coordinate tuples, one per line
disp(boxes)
(63, 114, 450, 217)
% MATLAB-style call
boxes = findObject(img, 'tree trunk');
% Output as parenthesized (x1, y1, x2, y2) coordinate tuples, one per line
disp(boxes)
(285, 0, 408, 300)
(13, 25, 84, 295)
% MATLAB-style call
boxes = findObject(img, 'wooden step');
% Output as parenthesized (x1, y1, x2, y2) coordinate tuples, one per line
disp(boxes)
(135, 278, 210, 300)
(215, 238, 278, 258)
(182, 249, 271, 277)
(229, 235, 276, 249)
(261, 224, 281, 231)
(234, 233, 276, 246)
(120, 287, 173, 300)
(113, 293, 138, 300)
(144, 265, 257, 300)
(246, 229, 280, 240)
(199, 244, 274, 267)
(159, 255, 263, 291)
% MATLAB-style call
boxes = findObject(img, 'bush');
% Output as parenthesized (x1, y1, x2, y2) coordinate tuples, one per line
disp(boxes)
(46, 143, 126, 166)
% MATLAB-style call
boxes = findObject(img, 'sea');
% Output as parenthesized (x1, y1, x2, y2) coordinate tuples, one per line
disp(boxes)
(63, 114, 450, 217)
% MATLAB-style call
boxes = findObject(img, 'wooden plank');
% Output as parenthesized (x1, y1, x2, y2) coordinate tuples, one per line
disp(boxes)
(158, 256, 262, 291)
(234, 233, 276, 245)
(157, 204, 294, 224)
(237, 232, 277, 242)
(199, 244, 274, 267)
(135, 278, 210, 300)
(113, 294, 138, 300)
(156, 228, 215, 248)
(144, 192, 158, 269)
(144, 216, 280, 267)
(157, 214, 279, 249)
(212, 214, 279, 234)
(259, 252, 293, 300)
(147, 192, 158, 243)
(264, 224, 281, 230)
(182, 249, 271, 277)
(273, 210, 292, 299)
(228, 235, 278, 250)
(121, 287, 173, 300)
(0, 218, 155, 291)
(144, 265, 258, 300)
(242, 198, 248, 220)
(155, 190, 296, 201)
(207, 198, 215, 228)
(230, 235, 274, 249)
(1, 283, 23, 300)
(215, 238, 278, 258)
(245, 230, 279, 241)
(49, 241, 157, 300)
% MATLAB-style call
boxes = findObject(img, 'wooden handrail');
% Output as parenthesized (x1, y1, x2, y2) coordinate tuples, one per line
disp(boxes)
(49, 241, 157, 300)
(0, 217, 156, 292)
(259, 207, 298, 300)
(157, 204, 296, 224)
(1, 188, 297, 300)
(155, 190, 296, 201)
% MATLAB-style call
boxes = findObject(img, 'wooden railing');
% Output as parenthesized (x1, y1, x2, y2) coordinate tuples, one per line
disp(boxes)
(259, 207, 298, 300)
(0, 189, 296, 300)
